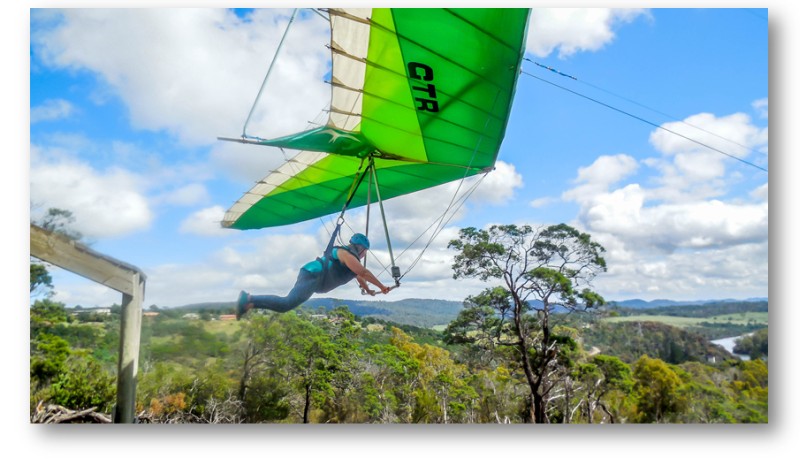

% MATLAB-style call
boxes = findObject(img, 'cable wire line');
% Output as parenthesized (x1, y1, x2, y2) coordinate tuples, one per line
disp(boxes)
(521, 67, 768, 173)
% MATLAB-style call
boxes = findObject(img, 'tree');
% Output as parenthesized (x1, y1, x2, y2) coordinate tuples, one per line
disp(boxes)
(30, 333, 71, 390)
(389, 328, 472, 423)
(361, 338, 420, 422)
(237, 315, 288, 421)
(38, 208, 84, 241)
(30, 262, 53, 296)
(317, 307, 366, 423)
(238, 313, 340, 423)
(446, 224, 607, 423)
(282, 316, 339, 423)
(47, 353, 116, 413)
(734, 329, 768, 360)
(574, 354, 633, 423)
(632, 355, 687, 423)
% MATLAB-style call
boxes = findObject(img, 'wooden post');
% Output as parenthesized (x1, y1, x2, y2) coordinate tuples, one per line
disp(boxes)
(115, 273, 144, 423)
(30, 224, 146, 423)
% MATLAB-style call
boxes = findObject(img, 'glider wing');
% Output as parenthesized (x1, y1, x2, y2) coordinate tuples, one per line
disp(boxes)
(223, 8, 530, 230)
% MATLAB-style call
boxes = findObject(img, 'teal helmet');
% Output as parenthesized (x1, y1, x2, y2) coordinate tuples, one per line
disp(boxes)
(350, 233, 370, 250)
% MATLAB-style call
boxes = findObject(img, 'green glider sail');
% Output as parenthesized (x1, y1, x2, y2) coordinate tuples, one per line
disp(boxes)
(222, 8, 530, 230)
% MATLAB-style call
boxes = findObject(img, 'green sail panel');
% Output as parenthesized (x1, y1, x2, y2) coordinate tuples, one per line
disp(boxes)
(223, 8, 530, 230)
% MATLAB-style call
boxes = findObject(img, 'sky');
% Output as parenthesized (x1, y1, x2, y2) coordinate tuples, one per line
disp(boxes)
(27, 7, 770, 309)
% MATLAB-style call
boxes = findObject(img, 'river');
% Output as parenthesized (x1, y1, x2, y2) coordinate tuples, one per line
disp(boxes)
(710, 334, 752, 361)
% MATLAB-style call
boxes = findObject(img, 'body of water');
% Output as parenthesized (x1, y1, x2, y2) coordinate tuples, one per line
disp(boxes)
(711, 334, 751, 361)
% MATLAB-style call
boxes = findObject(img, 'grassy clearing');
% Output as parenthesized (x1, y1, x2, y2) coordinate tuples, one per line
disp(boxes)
(605, 312, 768, 328)
(204, 320, 244, 336)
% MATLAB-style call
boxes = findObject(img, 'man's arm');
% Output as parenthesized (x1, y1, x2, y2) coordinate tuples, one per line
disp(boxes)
(338, 251, 392, 294)
(356, 275, 376, 295)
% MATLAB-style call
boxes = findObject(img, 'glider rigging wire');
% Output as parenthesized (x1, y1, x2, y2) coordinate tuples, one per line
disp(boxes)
(242, 8, 299, 139)
(522, 61, 768, 173)
(526, 59, 767, 161)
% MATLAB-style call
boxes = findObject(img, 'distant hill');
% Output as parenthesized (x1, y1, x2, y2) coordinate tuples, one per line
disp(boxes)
(169, 297, 767, 329)
(302, 298, 465, 328)
(610, 299, 768, 317)
(169, 297, 465, 328)
(611, 298, 768, 310)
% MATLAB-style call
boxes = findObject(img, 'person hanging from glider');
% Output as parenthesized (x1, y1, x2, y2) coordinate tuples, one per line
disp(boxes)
(235, 232, 393, 319)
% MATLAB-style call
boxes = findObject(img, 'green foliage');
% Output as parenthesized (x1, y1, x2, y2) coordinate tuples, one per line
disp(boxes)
(30, 332, 71, 385)
(582, 320, 734, 365)
(571, 354, 635, 423)
(30, 291, 768, 424)
(47, 354, 116, 412)
(30, 299, 70, 326)
(733, 328, 768, 359)
(144, 319, 232, 362)
(241, 375, 291, 422)
(632, 355, 688, 423)
(30, 262, 53, 295)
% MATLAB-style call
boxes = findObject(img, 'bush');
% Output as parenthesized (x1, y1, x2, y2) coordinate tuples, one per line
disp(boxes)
(47, 354, 116, 413)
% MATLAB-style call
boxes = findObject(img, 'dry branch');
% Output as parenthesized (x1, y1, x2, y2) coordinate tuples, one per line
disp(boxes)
(31, 402, 112, 424)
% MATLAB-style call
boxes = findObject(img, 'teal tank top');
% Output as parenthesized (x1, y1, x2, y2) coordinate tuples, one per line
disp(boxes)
(302, 247, 358, 293)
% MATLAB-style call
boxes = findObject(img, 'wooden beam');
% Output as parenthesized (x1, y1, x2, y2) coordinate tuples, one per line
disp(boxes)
(30, 223, 147, 424)
(30, 223, 146, 295)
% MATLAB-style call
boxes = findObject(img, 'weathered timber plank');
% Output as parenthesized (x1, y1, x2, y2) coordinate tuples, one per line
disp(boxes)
(30, 223, 146, 295)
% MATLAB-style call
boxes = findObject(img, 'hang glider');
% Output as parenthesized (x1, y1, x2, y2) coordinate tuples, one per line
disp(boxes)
(220, 8, 530, 230)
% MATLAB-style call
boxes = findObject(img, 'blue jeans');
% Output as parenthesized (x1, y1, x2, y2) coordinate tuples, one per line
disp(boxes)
(249, 269, 320, 313)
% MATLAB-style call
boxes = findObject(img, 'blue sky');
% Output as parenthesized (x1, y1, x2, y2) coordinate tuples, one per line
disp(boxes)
(28, 7, 770, 309)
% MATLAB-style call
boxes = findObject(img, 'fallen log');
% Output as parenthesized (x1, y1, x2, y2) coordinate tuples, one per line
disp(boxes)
(31, 402, 112, 424)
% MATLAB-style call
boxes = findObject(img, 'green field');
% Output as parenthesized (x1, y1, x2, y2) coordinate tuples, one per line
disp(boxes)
(605, 311, 768, 328)
(204, 320, 244, 336)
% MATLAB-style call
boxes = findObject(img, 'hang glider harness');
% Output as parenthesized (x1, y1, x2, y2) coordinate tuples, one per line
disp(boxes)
(323, 156, 403, 293)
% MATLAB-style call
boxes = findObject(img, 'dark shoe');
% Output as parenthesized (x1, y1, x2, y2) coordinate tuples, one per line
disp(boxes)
(236, 290, 251, 320)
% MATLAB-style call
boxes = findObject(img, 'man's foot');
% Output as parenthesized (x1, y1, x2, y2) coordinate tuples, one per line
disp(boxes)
(236, 290, 252, 320)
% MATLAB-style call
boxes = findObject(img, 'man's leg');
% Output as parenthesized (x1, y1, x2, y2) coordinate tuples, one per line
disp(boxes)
(249, 270, 319, 313)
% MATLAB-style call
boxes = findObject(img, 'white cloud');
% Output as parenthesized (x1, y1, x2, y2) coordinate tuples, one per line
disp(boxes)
(30, 146, 153, 238)
(158, 183, 209, 206)
(581, 191, 768, 252)
(751, 183, 768, 201)
(650, 112, 765, 162)
(560, 108, 769, 301)
(594, 241, 768, 302)
(645, 112, 769, 200)
(562, 154, 638, 204)
(209, 139, 289, 184)
(530, 196, 556, 209)
(179, 205, 228, 237)
(32, 9, 331, 148)
(527, 8, 649, 58)
(752, 98, 768, 119)
(471, 160, 524, 205)
(30, 98, 74, 123)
